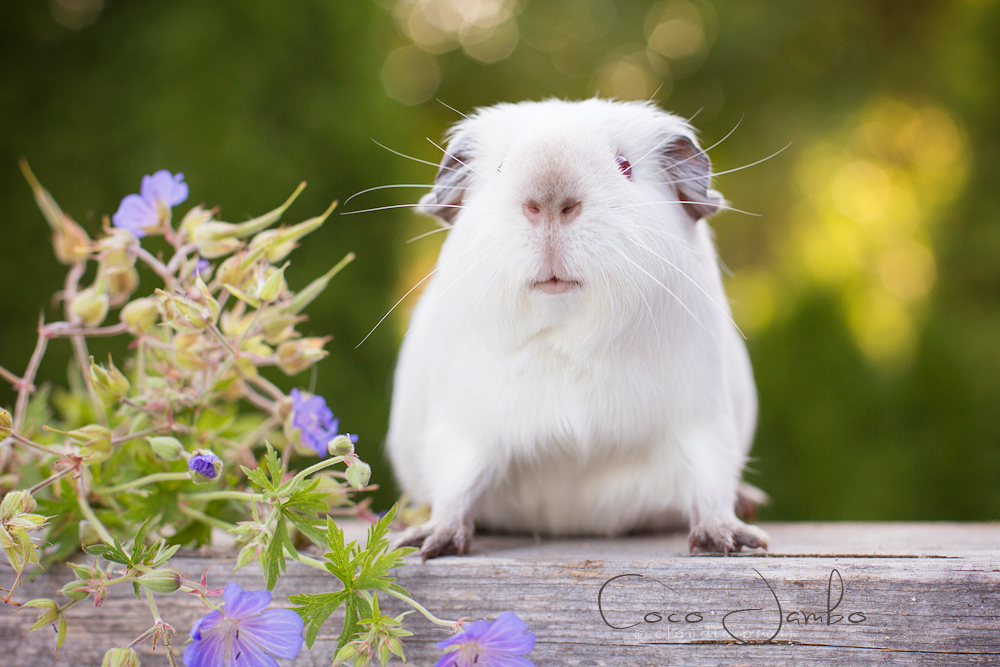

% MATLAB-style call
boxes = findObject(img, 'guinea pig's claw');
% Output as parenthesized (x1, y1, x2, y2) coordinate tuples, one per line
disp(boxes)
(392, 521, 473, 561)
(688, 516, 769, 556)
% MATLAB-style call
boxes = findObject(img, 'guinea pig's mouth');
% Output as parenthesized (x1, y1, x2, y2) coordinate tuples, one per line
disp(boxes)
(531, 277, 581, 295)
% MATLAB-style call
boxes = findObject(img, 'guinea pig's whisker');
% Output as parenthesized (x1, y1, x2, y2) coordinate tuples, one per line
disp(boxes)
(437, 98, 471, 119)
(426, 137, 494, 183)
(344, 183, 445, 206)
(615, 201, 761, 217)
(630, 134, 675, 170)
(356, 247, 474, 348)
(631, 114, 743, 171)
(406, 227, 450, 244)
(628, 225, 717, 257)
(611, 246, 710, 337)
(629, 238, 747, 340)
(340, 203, 465, 216)
(422, 253, 488, 311)
(371, 138, 464, 173)
(622, 268, 666, 379)
(658, 141, 792, 186)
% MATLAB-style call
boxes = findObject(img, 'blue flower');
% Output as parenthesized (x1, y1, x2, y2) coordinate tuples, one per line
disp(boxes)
(193, 258, 213, 279)
(183, 583, 304, 667)
(112, 170, 189, 238)
(290, 388, 357, 457)
(435, 612, 536, 667)
(188, 451, 222, 480)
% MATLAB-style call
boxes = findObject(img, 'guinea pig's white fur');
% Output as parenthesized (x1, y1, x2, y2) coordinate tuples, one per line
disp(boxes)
(387, 98, 768, 558)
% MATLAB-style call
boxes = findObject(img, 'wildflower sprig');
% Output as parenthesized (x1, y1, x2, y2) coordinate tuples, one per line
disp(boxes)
(1, 166, 537, 667)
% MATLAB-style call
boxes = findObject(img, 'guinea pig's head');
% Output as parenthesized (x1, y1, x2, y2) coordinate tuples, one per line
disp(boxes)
(417, 99, 724, 342)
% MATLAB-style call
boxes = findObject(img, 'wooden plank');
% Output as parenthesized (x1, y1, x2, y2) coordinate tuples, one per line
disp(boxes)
(2, 523, 998, 666)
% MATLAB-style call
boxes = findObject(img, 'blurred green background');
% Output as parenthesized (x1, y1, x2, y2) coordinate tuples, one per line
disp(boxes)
(2, 0, 998, 521)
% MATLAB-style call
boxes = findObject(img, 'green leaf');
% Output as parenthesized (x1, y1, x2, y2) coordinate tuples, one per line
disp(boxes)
(55, 615, 67, 654)
(284, 511, 328, 549)
(263, 510, 293, 590)
(84, 538, 131, 566)
(288, 590, 349, 649)
(131, 518, 150, 563)
(241, 465, 271, 492)
(338, 595, 360, 652)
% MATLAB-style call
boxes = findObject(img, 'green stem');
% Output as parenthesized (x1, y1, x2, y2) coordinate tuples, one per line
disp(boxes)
(181, 490, 262, 503)
(236, 302, 266, 351)
(383, 588, 457, 628)
(77, 490, 114, 545)
(10, 432, 63, 457)
(293, 551, 327, 571)
(28, 465, 76, 494)
(93, 472, 191, 495)
(287, 455, 347, 489)
(111, 427, 162, 446)
(126, 626, 158, 650)
(146, 588, 162, 622)
(178, 505, 236, 531)
(208, 323, 240, 359)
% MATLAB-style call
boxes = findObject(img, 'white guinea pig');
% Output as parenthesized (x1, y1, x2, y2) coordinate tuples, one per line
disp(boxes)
(387, 98, 768, 558)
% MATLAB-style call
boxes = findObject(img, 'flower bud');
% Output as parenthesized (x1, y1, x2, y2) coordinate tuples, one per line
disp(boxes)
(136, 568, 182, 594)
(53, 218, 92, 265)
(1, 490, 37, 520)
(71, 286, 110, 327)
(120, 297, 159, 335)
(90, 355, 130, 406)
(95, 227, 137, 266)
(20, 159, 92, 264)
(148, 436, 185, 461)
(188, 450, 222, 483)
(332, 642, 359, 667)
(178, 204, 214, 237)
(276, 337, 329, 376)
(255, 263, 288, 302)
(192, 221, 244, 259)
(259, 307, 300, 344)
(102, 647, 141, 667)
(327, 435, 355, 457)
(195, 276, 221, 323)
(105, 264, 140, 307)
(345, 459, 371, 490)
(60, 580, 91, 601)
(0, 407, 11, 440)
(248, 212, 326, 263)
(70, 424, 113, 463)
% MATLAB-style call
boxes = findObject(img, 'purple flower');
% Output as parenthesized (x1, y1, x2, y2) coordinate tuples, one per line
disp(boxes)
(193, 258, 212, 279)
(290, 388, 357, 457)
(188, 451, 221, 480)
(435, 612, 536, 667)
(112, 170, 189, 238)
(183, 583, 304, 667)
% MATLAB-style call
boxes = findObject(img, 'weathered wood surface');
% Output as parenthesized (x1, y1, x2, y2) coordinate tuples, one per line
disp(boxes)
(3, 522, 999, 666)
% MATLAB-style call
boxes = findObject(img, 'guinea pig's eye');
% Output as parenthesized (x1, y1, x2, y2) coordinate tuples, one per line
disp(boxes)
(616, 155, 632, 179)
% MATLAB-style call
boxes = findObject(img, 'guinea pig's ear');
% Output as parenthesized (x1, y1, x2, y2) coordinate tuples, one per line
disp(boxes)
(659, 134, 725, 222)
(417, 145, 473, 226)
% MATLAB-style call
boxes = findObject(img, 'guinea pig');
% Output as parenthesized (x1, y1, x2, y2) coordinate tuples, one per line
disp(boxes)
(386, 98, 768, 559)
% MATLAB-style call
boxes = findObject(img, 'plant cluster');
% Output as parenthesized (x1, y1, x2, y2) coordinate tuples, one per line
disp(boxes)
(0, 166, 535, 667)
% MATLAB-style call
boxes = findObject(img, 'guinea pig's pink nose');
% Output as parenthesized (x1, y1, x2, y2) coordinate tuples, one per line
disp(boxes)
(523, 200, 582, 225)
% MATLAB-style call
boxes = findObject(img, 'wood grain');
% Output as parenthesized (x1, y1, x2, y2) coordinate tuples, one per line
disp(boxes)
(3, 523, 998, 666)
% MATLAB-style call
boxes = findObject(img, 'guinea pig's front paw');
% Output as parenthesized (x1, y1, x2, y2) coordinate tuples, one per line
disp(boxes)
(392, 520, 473, 561)
(688, 516, 769, 555)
